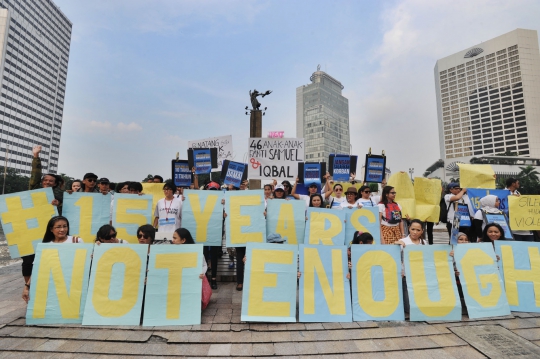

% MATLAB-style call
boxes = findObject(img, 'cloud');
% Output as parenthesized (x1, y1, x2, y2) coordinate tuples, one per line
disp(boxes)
(82, 120, 142, 133)
(117, 122, 143, 132)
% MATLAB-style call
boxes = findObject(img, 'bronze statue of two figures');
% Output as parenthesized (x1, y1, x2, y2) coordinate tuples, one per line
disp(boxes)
(249, 89, 272, 111)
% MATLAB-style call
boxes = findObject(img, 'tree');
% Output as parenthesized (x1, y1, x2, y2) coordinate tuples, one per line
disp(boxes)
(519, 166, 540, 182)
(141, 174, 154, 182)
(0, 168, 30, 194)
(517, 165, 540, 195)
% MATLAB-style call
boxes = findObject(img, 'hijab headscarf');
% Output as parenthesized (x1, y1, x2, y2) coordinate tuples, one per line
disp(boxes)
(479, 195, 500, 214)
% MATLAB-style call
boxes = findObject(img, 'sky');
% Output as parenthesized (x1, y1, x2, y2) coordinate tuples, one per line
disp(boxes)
(54, 0, 540, 182)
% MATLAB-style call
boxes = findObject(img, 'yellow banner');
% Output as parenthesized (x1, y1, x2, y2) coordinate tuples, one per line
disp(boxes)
(414, 178, 442, 222)
(508, 195, 540, 231)
(458, 164, 495, 189)
(387, 172, 415, 218)
(142, 183, 165, 222)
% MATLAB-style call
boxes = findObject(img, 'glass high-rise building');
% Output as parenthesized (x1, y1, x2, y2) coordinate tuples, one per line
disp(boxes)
(296, 68, 350, 164)
(0, 0, 71, 174)
(435, 29, 540, 161)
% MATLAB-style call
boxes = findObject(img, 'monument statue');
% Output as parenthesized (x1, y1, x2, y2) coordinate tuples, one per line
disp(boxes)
(249, 89, 272, 111)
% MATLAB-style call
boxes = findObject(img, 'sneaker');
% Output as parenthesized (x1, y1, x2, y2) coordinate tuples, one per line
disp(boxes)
(228, 262, 235, 269)
(211, 279, 218, 290)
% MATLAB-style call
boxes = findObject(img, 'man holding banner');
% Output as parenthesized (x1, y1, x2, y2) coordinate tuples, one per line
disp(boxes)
(444, 183, 474, 242)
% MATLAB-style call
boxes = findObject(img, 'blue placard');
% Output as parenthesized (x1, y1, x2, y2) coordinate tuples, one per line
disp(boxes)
(343, 207, 381, 245)
(173, 160, 192, 187)
(194, 149, 212, 174)
(456, 203, 472, 227)
(182, 190, 223, 246)
(225, 190, 266, 247)
(241, 243, 298, 322)
(294, 182, 321, 195)
(495, 241, 540, 312)
(299, 244, 352, 322)
(365, 157, 385, 183)
(303, 163, 321, 186)
(351, 245, 404, 321)
(266, 199, 305, 244)
(484, 213, 513, 240)
(82, 244, 148, 325)
(223, 161, 246, 188)
(403, 245, 461, 321)
(332, 156, 351, 182)
(305, 208, 346, 246)
(63, 192, 113, 240)
(467, 188, 510, 216)
(143, 244, 204, 326)
(26, 243, 94, 325)
(454, 243, 510, 319)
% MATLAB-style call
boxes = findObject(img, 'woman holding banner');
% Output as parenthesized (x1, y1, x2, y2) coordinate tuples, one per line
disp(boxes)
(323, 181, 347, 209)
(378, 186, 405, 244)
(22, 216, 84, 303)
(473, 195, 503, 242)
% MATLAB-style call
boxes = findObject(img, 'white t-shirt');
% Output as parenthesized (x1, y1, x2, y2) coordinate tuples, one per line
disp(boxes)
(328, 195, 346, 209)
(340, 200, 363, 210)
(154, 197, 183, 232)
(298, 194, 311, 208)
(52, 236, 84, 244)
(378, 202, 403, 227)
(357, 197, 377, 207)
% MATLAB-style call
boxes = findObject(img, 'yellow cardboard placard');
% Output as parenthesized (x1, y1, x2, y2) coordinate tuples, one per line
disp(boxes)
(414, 177, 442, 222)
(508, 195, 540, 231)
(458, 164, 495, 189)
(387, 172, 415, 218)
(142, 183, 165, 222)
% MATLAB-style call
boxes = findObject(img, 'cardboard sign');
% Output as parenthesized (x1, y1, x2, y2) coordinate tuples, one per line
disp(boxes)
(364, 154, 386, 183)
(171, 160, 192, 187)
(329, 155, 357, 182)
(414, 177, 441, 222)
(224, 190, 266, 247)
(299, 162, 326, 186)
(188, 148, 218, 175)
(63, 193, 112, 242)
(182, 190, 223, 246)
(248, 138, 304, 180)
(458, 164, 496, 189)
(188, 135, 233, 171)
(509, 195, 540, 231)
(266, 200, 306, 244)
(112, 194, 153, 243)
(221, 160, 248, 188)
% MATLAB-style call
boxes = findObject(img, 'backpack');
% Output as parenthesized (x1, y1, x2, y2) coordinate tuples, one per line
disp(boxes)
(383, 202, 402, 224)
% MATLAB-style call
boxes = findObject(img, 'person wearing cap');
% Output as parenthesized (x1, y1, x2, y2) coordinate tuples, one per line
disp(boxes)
(273, 184, 287, 199)
(98, 178, 112, 194)
(78, 173, 99, 192)
(291, 176, 320, 207)
(444, 182, 474, 240)
(340, 186, 363, 209)
(153, 181, 183, 233)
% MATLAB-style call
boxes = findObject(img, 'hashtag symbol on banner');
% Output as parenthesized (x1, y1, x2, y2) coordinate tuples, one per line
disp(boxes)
(1, 192, 56, 256)
(250, 158, 261, 169)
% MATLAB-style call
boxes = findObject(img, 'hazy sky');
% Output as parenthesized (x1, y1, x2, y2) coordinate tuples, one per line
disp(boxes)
(54, 0, 540, 182)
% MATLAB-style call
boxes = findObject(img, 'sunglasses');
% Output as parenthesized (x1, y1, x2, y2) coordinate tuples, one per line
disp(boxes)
(452, 187, 462, 190)
(334, 188, 343, 192)
(389, 192, 397, 194)
(104, 232, 117, 240)
(363, 190, 371, 193)
(86, 178, 97, 182)
(137, 233, 149, 239)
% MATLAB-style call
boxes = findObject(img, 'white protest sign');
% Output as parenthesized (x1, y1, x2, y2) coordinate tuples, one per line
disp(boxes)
(188, 135, 234, 171)
(248, 138, 304, 180)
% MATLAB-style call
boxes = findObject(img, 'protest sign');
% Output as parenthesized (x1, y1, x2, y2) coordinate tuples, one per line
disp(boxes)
(455, 243, 510, 319)
(387, 171, 416, 218)
(509, 195, 540, 231)
(299, 245, 352, 322)
(467, 188, 510, 216)
(182, 190, 223, 246)
(248, 138, 304, 180)
(188, 148, 218, 175)
(404, 245, 461, 321)
(363, 154, 386, 183)
(482, 212, 513, 240)
(495, 241, 540, 312)
(221, 160, 248, 188)
(266, 200, 305, 244)
(188, 135, 233, 171)
(26, 243, 93, 325)
(343, 207, 381, 245)
(329, 155, 357, 182)
(0, 188, 58, 258)
(171, 160, 191, 187)
(299, 162, 325, 186)
(458, 164, 496, 189)
(143, 244, 204, 326)
(450, 212, 461, 245)
(82, 244, 148, 325)
(141, 183, 166, 224)
(112, 194, 153, 243)
(413, 177, 441, 222)
(351, 245, 404, 321)
(225, 190, 265, 247)
(241, 243, 298, 322)
(63, 193, 112, 242)
(305, 208, 346, 246)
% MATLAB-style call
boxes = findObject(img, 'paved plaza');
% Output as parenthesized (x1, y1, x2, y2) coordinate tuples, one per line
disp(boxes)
(1, 230, 540, 358)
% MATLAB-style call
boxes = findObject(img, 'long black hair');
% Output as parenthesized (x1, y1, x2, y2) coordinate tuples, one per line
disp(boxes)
(409, 219, 426, 245)
(309, 193, 324, 207)
(481, 223, 505, 243)
(42, 216, 70, 243)
(174, 228, 195, 244)
(380, 186, 395, 205)
(95, 224, 116, 242)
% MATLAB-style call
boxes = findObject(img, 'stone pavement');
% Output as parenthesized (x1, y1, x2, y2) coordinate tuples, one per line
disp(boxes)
(2, 231, 540, 358)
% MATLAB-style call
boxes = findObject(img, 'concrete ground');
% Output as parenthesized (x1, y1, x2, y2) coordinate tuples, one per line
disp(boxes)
(1, 229, 540, 358)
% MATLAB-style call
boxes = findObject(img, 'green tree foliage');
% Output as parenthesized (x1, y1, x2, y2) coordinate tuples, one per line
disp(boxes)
(517, 165, 540, 194)
(0, 168, 30, 194)
(368, 183, 379, 193)
(141, 174, 154, 182)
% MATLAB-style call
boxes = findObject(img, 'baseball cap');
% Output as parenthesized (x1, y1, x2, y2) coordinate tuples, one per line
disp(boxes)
(83, 173, 98, 180)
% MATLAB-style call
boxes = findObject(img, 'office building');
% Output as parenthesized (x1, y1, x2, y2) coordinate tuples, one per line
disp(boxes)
(434, 29, 540, 162)
(0, 0, 72, 174)
(296, 68, 350, 163)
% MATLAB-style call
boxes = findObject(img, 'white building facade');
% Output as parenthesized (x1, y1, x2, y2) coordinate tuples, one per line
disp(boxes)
(296, 69, 350, 164)
(0, 0, 71, 174)
(434, 29, 540, 163)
